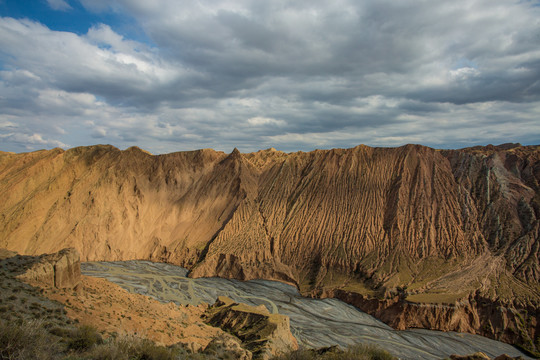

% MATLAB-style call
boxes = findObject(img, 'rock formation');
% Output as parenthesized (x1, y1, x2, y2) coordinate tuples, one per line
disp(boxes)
(16, 248, 81, 289)
(321, 289, 538, 357)
(0, 143, 538, 353)
(204, 296, 298, 359)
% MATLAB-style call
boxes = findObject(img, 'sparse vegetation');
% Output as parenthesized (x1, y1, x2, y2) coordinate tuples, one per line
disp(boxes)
(0, 254, 200, 360)
(68, 324, 103, 352)
(0, 319, 59, 360)
(271, 344, 396, 360)
(1, 311, 390, 360)
(84, 334, 178, 360)
(0, 316, 233, 360)
(405, 291, 469, 304)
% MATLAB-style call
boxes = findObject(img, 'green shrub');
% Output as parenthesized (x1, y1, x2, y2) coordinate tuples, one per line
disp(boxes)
(68, 324, 103, 352)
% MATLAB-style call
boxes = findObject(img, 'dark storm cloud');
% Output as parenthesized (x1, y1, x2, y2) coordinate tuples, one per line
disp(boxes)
(0, 0, 539, 153)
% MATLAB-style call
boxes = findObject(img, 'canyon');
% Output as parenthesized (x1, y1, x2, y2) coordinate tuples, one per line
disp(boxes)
(0, 143, 538, 354)
(81, 260, 530, 359)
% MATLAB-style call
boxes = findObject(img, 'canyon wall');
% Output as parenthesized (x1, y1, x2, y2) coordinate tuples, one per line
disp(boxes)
(0, 143, 538, 353)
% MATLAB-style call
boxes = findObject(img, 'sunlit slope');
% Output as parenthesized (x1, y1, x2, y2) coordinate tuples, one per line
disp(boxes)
(0, 144, 538, 307)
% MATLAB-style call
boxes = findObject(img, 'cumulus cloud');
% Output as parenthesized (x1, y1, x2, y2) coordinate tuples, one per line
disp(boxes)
(0, 132, 68, 150)
(0, 0, 539, 153)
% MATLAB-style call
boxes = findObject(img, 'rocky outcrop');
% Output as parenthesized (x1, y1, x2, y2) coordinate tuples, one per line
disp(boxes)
(442, 144, 540, 286)
(321, 289, 538, 357)
(203, 296, 298, 359)
(17, 248, 81, 289)
(0, 144, 539, 352)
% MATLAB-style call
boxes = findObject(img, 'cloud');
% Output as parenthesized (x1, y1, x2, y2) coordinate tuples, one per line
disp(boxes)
(46, 0, 72, 11)
(0, 18, 189, 107)
(0, 0, 539, 153)
(450, 67, 480, 80)
(247, 117, 286, 126)
(0, 132, 68, 149)
(91, 127, 107, 138)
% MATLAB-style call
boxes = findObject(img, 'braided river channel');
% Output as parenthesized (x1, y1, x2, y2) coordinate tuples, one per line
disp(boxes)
(81, 261, 530, 360)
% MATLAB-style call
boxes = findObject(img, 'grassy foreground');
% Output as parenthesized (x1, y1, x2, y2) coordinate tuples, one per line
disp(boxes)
(271, 345, 395, 360)
(0, 318, 195, 360)
(0, 316, 396, 360)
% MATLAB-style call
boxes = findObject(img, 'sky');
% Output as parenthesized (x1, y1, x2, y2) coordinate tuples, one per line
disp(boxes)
(0, 0, 539, 154)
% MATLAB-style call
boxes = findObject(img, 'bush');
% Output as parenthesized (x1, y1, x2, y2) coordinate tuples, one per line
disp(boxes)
(86, 333, 178, 360)
(342, 344, 395, 360)
(84, 341, 127, 360)
(68, 324, 103, 352)
(272, 349, 318, 360)
(0, 319, 58, 360)
(124, 337, 176, 360)
(49, 326, 72, 338)
(272, 343, 395, 360)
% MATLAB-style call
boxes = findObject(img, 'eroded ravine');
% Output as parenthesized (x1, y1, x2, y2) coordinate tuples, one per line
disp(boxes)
(82, 261, 531, 360)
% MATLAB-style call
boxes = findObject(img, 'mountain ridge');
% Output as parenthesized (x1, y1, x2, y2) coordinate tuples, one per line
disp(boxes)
(1, 143, 538, 353)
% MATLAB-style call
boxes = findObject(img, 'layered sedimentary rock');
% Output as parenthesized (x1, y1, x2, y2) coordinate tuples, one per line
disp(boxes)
(322, 289, 538, 356)
(15, 248, 81, 289)
(0, 143, 538, 353)
(204, 296, 298, 359)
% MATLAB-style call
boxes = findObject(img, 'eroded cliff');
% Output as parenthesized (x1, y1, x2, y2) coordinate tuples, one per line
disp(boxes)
(14, 247, 81, 289)
(0, 143, 538, 353)
(204, 296, 298, 359)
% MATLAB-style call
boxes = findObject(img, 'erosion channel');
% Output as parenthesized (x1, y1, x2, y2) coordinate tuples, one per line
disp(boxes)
(82, 261, 530, 360)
